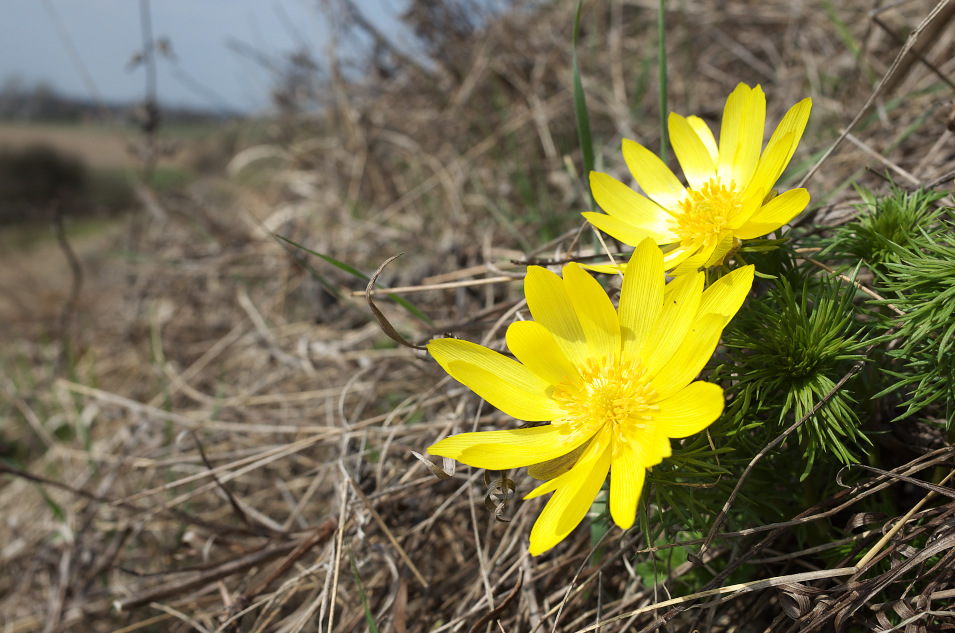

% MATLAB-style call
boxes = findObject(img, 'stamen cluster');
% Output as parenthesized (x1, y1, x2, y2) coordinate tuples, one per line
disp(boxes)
(672, 179, 742, 244)
(552, 356, 657, 458)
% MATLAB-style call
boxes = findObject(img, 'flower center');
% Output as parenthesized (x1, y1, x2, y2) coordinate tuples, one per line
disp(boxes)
(671, 179, 742, 243)
(552, 355, 658, 457)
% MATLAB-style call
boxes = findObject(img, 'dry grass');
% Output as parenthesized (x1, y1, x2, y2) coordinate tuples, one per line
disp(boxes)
(2, 1, 955, 632)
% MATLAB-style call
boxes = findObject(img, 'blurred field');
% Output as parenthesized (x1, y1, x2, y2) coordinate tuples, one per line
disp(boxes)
(0, 120, 225, 169)
(0, 118, 232, 336)
(2, 1, 955, 632)
(0, 123, 130, 170)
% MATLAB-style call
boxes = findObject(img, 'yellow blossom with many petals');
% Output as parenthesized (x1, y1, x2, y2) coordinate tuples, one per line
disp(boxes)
(584, 83, 811, 271)
(427, 239, 754, 555)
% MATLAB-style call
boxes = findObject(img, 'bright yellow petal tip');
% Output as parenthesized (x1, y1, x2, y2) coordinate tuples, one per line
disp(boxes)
(425, 239, 755, 555)
(585, 84, 812, 270)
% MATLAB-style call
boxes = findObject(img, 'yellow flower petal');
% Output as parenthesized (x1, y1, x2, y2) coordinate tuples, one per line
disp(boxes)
(506, 321, 579, 387)
(428, 338, 562, 421)
(654, 381, 725, 438)
(698, 264, 755, 325)
(744, 132, 793, 202)
(718, 84, 765, 186)
(661, 243, 700, 272)
(650, 313, 723, 400)
(589, 172, 674, 241)
(650, 425, 674, 461)
(622, 139, 687, 211)
(668, 247, 709, 275)
(669, 112, 716, 191)
(643, 271, 704, 378)
(733, 85, 766, 187)
(524, 266, 589, 367)
(619, 239, 664, 361)
(583, 212, 664, 248)
(563, 263, 621, 360)
(750, 98, 811, 190)
(716, 83, 751, 183)
(525, 434, 611, 555)
(625, 417, 671, 467)
(445, 359, 566, 421)
(429, 425, 593, 470)
(609, 447, 646, 530)
(725, 184, 767, 230)
(734, 188, 810, 239)
(703, 232, 738, 267)
(686, 115, 718, 164)
(674, 239, 718, 273)
(582, 249, 696, 277)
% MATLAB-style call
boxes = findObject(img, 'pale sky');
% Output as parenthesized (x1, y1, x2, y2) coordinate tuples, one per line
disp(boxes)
(0, 0, 410, 113)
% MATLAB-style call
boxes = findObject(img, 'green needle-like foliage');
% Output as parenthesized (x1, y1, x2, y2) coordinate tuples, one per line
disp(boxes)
(828, 183, 947, 271)
(720, 273, 869, 478)
(869, 208, 955, 423)
(648, 438, 737, 531)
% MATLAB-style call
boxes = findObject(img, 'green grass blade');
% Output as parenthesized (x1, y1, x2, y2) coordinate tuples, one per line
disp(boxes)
(38, 484, 67, 523)
(273, 235, 342, 300)
(572, 0, 596, 212)
(276, 235, 432, 325)
(657, 0, 669, 163)
(822, 1, 860, 58)
(348, 546, 380, 633)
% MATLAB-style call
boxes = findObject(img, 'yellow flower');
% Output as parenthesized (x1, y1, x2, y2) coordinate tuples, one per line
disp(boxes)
(427, 239, 754, 555)
(585, 83, 811, 271)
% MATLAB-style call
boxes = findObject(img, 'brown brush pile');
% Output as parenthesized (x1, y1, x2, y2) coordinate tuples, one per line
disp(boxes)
(2, 1, 955, 631)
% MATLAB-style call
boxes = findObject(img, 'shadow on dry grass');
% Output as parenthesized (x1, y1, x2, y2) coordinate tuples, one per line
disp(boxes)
(2, 1, 955, 631)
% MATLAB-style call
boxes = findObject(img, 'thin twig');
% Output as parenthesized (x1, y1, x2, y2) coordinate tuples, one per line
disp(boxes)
(345, 475, 429, 588)
(355, 275, 515, 297)
(798, 0, 955, 188)
(53, 203, 83, 371)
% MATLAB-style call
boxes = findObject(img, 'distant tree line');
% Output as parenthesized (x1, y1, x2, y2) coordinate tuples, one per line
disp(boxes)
(0, 77, 230, 123)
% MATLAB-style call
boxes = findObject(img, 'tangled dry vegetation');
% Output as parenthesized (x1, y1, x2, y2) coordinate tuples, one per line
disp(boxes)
(3, 1, 955, 631)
